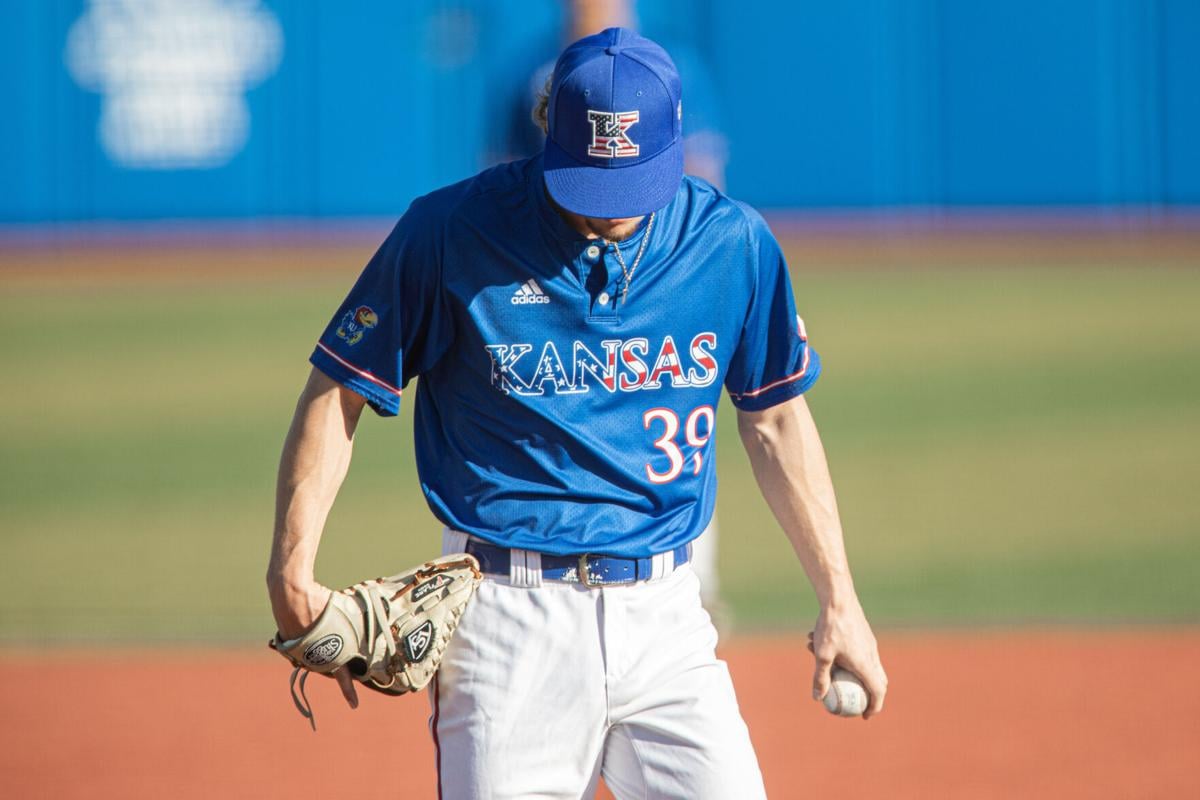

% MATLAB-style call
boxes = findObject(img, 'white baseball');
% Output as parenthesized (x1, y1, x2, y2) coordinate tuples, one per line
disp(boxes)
(822, 667, 869, 717)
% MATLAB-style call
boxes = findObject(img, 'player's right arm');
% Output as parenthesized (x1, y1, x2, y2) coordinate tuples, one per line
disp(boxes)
(267, 367, 366, 639)
(266, 199, 452, 708)
(266, 366, 366, 708)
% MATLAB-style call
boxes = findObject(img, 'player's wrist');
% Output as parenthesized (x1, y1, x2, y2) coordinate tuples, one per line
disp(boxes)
(266, 539, 319, 587)
(813, 576, 860, 613)
(265, 567, 319, 599)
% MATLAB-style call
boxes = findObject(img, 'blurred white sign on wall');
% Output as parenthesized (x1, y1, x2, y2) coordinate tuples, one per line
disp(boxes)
(65, 0, 283, 170)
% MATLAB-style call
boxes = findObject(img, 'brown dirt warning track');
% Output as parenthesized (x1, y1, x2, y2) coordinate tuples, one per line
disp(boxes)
(2, 213, 1197, 288)
(2, 630, 1197, 799)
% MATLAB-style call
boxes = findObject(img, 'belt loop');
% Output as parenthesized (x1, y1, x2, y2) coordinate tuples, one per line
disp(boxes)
(443, 527, 469, 556)
(510, 548, 543, 588)
(657, 548, 674, 580)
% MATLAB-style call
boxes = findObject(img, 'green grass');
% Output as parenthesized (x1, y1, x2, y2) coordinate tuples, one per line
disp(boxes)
(1, 263, 1198, 641)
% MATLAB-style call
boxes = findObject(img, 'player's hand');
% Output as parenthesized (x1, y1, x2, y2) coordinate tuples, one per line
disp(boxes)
(267, 575, 359, 709)
(808, 599, 887, 720)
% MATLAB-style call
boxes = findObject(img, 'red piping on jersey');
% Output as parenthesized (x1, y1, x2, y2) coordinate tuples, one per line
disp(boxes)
(731, 346, 810, 400)
(315, 342, 402, 397)
(731, 315, 811, 400)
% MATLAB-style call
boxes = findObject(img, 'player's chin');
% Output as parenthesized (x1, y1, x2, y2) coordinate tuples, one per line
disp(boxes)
(590, 216, 642, 237)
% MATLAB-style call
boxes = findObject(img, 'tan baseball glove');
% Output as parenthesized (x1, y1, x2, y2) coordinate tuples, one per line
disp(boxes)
(269, 553, 482, 729)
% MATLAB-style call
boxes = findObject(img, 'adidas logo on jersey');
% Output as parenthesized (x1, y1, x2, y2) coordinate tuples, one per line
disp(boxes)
(511, 279, 551, 305)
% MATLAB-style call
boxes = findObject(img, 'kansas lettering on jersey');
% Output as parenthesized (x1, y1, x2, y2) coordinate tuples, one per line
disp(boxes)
(309, 156, 820, 557)
(486, 333, 719, 396)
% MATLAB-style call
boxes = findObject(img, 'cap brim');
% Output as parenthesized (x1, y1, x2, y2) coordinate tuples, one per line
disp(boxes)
(543, 137, 683, 219)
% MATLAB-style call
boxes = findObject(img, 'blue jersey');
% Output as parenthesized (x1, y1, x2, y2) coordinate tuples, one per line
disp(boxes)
(311, 156, 820, 558)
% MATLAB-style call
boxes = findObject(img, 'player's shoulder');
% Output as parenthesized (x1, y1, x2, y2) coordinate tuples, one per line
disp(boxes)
(676, 175, 775, 245)
(364, 161, 527, 272)
(400, 158, 533, 233)
(374, 159, 535, 278)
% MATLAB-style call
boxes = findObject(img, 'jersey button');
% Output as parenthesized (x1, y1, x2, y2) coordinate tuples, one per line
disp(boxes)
(585, 244, 601, 260)
(598, 291, 611, 306)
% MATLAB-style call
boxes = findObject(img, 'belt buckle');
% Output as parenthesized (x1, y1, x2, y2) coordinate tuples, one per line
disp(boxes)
(578, 554, 598, 587)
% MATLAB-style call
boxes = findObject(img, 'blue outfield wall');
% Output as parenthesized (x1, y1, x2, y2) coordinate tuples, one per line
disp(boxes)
(1, 0, 1197, 223)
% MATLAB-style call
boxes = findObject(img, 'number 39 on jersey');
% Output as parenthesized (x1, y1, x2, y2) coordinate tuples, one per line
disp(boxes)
(643, 405, 714, 484)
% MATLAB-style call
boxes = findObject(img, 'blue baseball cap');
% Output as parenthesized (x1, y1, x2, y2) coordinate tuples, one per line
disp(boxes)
(543, 27, 684, 219)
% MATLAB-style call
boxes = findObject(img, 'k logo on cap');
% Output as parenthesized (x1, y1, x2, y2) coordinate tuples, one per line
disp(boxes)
(587, 110, 640, 158)
(543, 27, 684, 219)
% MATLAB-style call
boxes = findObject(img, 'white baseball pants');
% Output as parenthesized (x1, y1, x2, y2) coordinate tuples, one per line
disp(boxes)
(429, 530, 767, 799)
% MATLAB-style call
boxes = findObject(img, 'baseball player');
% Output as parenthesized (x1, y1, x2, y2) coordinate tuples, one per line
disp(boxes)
(267, 27, 887, 799)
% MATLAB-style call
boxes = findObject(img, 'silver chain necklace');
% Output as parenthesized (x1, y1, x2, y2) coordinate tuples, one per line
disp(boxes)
(603, 211, 655, 305)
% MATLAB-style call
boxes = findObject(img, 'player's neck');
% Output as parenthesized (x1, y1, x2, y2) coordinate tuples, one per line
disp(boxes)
(544, 184, 646, 242)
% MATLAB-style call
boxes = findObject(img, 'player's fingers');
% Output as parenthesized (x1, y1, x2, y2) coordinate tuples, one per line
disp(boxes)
(861, 665, 888, 719)
(812, 651, 834, 701)
(335, 668, 359, 709)
(806, 641, 814, 654)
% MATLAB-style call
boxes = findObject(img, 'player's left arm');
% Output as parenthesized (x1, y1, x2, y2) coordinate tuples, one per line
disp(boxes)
(736, 393, 888, 719)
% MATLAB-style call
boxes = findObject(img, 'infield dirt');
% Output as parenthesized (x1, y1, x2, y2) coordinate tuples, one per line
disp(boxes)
(3, 630, 1196, 799)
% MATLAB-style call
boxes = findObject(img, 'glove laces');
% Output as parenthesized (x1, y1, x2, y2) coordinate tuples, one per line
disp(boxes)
(286, 581, 401, 731)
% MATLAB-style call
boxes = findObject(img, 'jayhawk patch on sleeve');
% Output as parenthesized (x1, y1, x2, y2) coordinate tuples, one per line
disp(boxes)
(336, 305, 379, 346)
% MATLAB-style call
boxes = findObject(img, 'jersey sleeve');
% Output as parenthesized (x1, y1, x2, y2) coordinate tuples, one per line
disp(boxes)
(309, 205, 453, 416)
(724, 206, 822, 412)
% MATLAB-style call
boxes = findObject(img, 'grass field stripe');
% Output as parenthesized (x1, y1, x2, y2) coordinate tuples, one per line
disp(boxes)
(733, 347, 811, 400)
(315, 342, 402, 396)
